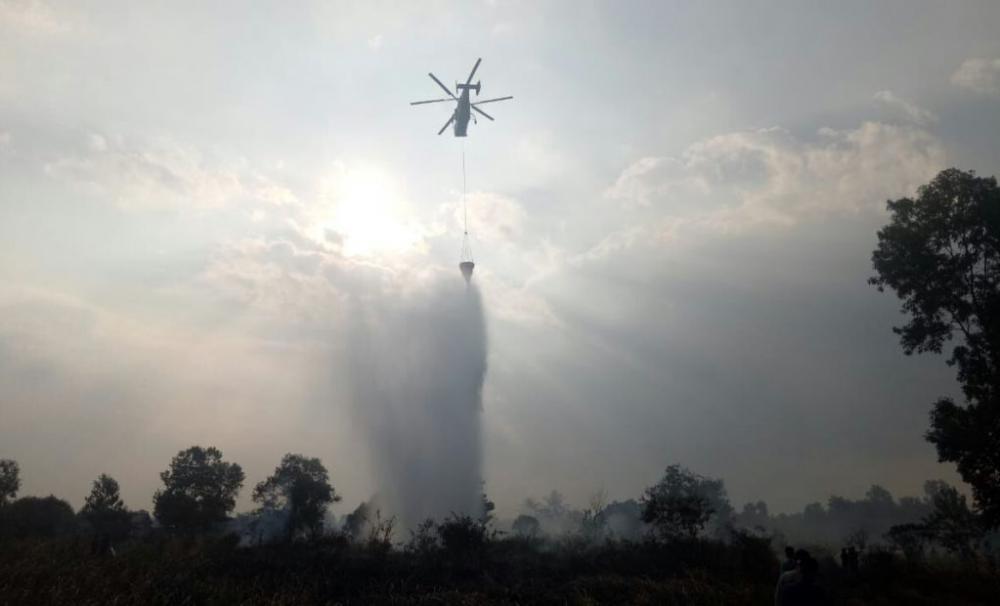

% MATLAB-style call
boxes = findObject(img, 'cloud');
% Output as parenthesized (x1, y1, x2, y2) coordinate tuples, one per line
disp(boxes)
(367, 34, 383, 50)
(604, 121, 946, 244)
(43, 134, 298, 212)
(874, 90, 937, 125)
(445, 191, 526, 245)
(951, 58, 1000, 96)
(0, 0, 70, 35)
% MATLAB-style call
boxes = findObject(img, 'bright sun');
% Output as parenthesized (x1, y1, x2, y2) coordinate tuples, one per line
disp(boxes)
(318, 166, 423, 257)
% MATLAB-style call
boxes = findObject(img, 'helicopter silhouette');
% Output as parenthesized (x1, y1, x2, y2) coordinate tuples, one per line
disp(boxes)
(410, 58, 513, 137)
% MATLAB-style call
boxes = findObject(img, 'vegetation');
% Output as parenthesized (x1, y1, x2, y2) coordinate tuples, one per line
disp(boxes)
(2, 447, 998, 603)
(153, 446, 245, 532)
(80, 474, 131, 550)
(252, 453, 340, 541)
(640, 465, 729, 540)
(0, 459, 19, 505)
(871, 167, 1000, 528)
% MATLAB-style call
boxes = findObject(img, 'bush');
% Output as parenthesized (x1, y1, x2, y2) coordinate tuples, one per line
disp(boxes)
(0, 496, 77, 539)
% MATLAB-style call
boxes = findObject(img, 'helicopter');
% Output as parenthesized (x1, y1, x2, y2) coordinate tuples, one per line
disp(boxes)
(410, 58, 513, 137)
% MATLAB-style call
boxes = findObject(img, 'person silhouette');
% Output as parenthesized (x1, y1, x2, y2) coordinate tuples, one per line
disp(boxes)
(784, 555, 825, 605)
(781, 546, 798, 576)
(776, 550, 825, 605)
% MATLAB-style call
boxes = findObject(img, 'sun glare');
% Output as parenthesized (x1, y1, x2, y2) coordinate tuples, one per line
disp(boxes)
(319, 166, 424, 257)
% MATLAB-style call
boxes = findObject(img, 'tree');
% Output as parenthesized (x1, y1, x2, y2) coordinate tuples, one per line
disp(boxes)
(640, 464, 722, 540)
(923, 485, 983, 559)
(480, 488, 496, 524)
(512, 514, 540, 537)
(80, 474, 130, 545)
(344, 501, 371, 540)
(871, 168, 1000, 528)
(0, 459, 19, 506)
(253, 453, 339, 540)
(82, 474, 127, 517)
(0, 496, 76, 539)
(153, 446, 244, 531)
(436, 513, 490, 563)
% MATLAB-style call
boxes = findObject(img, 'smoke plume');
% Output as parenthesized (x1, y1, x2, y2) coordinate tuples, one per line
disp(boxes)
(347, 279, 488, 529)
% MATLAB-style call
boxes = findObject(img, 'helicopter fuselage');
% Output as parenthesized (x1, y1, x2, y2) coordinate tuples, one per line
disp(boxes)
(453, 88, 472, 137)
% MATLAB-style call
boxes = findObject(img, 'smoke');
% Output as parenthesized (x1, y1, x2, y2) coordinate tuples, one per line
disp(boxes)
(347, 279, 488, 529)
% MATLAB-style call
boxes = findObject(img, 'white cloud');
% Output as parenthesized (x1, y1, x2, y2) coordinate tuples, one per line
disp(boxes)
(951, 58, 1000, 96)
(367, 34, 383, 50)
(445, 190, 526, 245)
(874, 90, 937, 125)
(43, 134, 298, 212)
(0, 0, 70, 34)
(600, 121, 946, 256)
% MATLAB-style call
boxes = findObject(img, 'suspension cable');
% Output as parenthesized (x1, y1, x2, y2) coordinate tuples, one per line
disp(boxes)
(462, 140, 468, 235)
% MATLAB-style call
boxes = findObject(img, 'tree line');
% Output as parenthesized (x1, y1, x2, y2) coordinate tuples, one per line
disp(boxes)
(0, 448, 339, 547)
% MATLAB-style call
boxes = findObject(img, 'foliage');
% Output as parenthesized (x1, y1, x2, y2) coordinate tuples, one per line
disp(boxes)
(82, 474, 127, 517)
(523, 490, 578, 534)
(922, 485, 984, 559)
(405, 518, 439, 555)
(578, 489, 608, 540)
(733, 482, 937, 547)
(602, 499, 646, 540)
(512, 514, 540, 537)
(0, 495, 76, 539)
(252, 453, 339, 540)
(2, 513, 999, 604)
(436, 513, 491, 560)
(80, 474, 130, 543)
(480, 489, 496, 524)
(885, 522, 932, 561)
(7, 530, 998, 605)
(343, 501, 371, 541)
(870, 167, 1000, 527)
(0, 459, 19, 506)
(153, 446, 244, 532)
(365, 509, 396, 554)
(641, 465, 726, 540)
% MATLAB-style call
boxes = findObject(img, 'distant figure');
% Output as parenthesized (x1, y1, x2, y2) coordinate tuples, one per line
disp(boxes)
(781, 546, 798, 575)
(776, 549, 825, 606)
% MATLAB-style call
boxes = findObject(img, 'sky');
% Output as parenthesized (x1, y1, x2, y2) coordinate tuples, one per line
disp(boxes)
(2, 0, 1000, 517)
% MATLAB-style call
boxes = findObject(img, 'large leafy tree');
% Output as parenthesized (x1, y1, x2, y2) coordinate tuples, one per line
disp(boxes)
(0, 459, 19, 506)
(153, 446, 245, 531)
(640, 464, 728, 540)
(253, 453, 339, 540)
(871, 167, 1000, 527)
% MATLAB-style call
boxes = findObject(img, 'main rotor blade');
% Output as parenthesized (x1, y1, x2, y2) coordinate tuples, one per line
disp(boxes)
(465, 58, 482, 85)
(428, 73, 456, 98)
(472, 96, 513, 105)
(471, 105, 494, 121)
(410, 98, 456, 105)
(438, 113, 456, 135)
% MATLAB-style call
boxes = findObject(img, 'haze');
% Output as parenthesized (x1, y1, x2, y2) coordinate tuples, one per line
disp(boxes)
(2, 0, 1000, 518)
